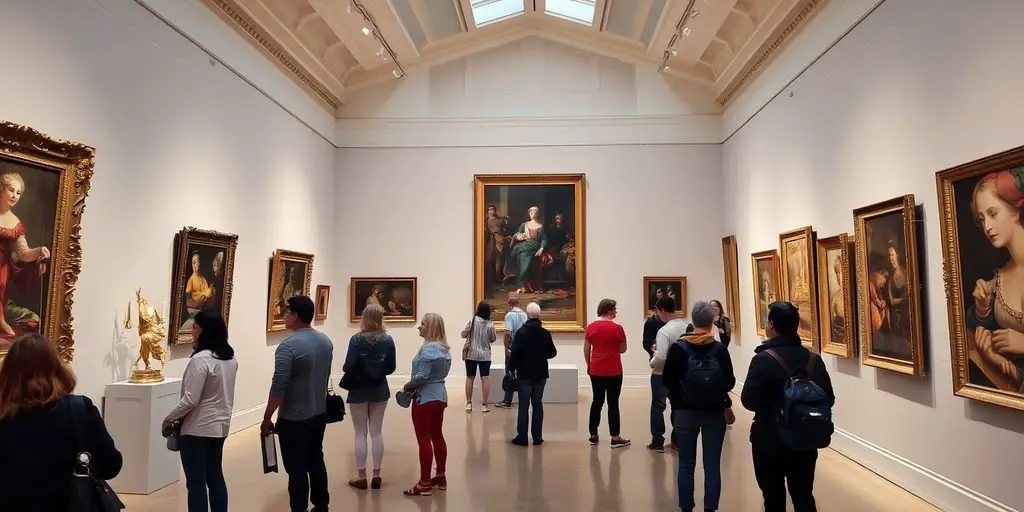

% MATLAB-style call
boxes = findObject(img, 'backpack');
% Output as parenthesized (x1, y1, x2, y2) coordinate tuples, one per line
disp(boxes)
(766, 349, 834, 450)
(677, 341, 727, 408)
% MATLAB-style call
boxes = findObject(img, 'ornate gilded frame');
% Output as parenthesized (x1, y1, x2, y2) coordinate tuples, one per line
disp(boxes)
(816, 234, 856, 358)
(751, 250, 781, 337)
(722, 235, 741, 336)
(168, 227, 238, 345)
(315, 284, 331, 322)
(779, 226, 819, 351)
(349, 277, 418, 323)
(266, 249, 314, 332)
(0, 121, 94, 363)
(473, 174, 586, 332)
(854, 195, 925, 376)
(642, 276, 687, 318)
(937, 145, 1024, 410)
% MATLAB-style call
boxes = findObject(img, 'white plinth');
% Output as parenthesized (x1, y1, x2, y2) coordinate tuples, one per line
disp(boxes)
(104, 377, 182, 494)
(487, 363, 579, 404)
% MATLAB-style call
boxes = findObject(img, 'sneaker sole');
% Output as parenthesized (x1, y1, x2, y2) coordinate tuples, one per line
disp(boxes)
(611, 442, 631, 449)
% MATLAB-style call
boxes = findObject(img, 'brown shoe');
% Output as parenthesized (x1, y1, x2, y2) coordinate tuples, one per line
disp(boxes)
(430, 475, 447, 490)
(348, 478, 368, 490)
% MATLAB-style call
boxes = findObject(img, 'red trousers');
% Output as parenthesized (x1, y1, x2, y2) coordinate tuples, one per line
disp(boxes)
(411, 400, 447, 484)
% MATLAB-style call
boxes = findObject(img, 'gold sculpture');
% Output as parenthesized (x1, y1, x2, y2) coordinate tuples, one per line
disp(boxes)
(130, 288, 167, 383)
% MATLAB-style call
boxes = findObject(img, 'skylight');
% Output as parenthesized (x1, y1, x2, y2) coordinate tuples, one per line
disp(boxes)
(545, 0, 596, 26)
(470, 0, 525, 28)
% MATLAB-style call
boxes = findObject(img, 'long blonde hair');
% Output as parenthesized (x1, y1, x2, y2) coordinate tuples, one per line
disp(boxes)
(359, 304, 386, 335)
(419, 312, 449, 349)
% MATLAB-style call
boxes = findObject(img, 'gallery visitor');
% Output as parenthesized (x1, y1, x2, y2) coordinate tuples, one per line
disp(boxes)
(741, 301, 836, 512)
(646, 296, 688, 452)
(661, 301, 737, 512)
(341, 304, 397, 490)
(402, 312, 453, 496)
(709, 299, 733, 347)
(506, 301, 557, 445)
(461, 301, 497, 413)
(583, 298, 631, 447)
(261, 296, 334, 512)
(495, 292, 528, 409)
(0, 333, 123, 511)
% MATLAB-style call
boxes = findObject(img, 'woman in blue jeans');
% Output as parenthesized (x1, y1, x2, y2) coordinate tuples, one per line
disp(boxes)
(163, 311, 239, 512)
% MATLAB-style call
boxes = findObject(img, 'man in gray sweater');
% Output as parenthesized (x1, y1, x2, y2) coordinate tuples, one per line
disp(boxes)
(261, 296, 334, 512)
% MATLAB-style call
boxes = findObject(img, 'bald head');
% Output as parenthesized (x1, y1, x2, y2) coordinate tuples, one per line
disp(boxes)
(525, 302, 541, 319)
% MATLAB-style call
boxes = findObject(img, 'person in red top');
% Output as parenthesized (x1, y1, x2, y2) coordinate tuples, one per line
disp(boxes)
(583, 299, 631, 448)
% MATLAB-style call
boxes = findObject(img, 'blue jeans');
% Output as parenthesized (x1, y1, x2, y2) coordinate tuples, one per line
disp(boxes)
(179, 435, 228, 512)
(675, 409, 727, 511)
(515, 378, 546, 442)
(650, 374, 676, 445)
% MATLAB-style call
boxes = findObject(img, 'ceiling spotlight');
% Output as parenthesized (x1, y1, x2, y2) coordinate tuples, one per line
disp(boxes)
(663, 65, 671, 71)
(392, 69, 405, 79)
(376, 47, 386, 59)
(670, 48, 678, 57)
(361, 26, 371, 36)
(690, 9, 700, 19)
(682, 27, 691, 36)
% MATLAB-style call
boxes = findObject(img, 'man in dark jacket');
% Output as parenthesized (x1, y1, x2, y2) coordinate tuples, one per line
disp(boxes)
(662, 301, 736, 512)
(507, 302, 557, 446)
(741, 301, 835, 512)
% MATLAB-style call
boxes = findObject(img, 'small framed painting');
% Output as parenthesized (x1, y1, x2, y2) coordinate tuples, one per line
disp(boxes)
(267, 249, 314, 332)
(816, 234, 856, 358)
(314, 284, 331, 321)
(642, 276, 687, 317)
(350, 277, 417, 323)
(751, 250, 781, 337)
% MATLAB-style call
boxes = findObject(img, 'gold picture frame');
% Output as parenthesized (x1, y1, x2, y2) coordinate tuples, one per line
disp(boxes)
(816, 234, 856, 358)
(349, 277, 417, 323)
(0, 121, 94, 363)
(314, 284, 330, 321)
(751, 250, 781, 337)
(854, 195, 925, 376)
(266, 249, 314, 332)
(937, 145, 1024, 410)
(779, 226, 819, 351)
(722, 235, 741, 336)
(168, 227, 239, 345)
(473, 174, 586, 332)
(642, 276, 687, 317)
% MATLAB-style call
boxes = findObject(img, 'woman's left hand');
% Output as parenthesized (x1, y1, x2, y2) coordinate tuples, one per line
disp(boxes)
(39, 247, 50, 260)
(992, 329, 1024, 357)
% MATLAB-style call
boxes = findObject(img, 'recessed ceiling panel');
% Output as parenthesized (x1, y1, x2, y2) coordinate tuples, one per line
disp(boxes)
(390, 0, 428, 50)
(421, 0, 464, 39)
(637, 0, 667, 46)
(471, 0, 525, 27)
(603, 0, 644, 39)
(545, 0, 596, 26)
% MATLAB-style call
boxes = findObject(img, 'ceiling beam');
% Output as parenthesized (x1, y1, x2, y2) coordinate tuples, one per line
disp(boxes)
(459, 0, 477, 30)
(407, 0, 435, 42)
(594, 0, 611, 31)
(295, 11, 322, 33)
(675, 0, 737, 66)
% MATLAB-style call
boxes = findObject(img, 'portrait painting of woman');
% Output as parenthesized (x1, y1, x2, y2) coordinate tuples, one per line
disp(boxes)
(779, 227, 819, 350)
(266, 249, 313, 332)
(168, 228, 238, 344)
(938, 145, 1024, 410)
(474, 174, 585, 332)
(0, 171, 54, 347)
(816, 234, 855, 358)
(750, 250, 780, 337)
(854, 195, 924, 376)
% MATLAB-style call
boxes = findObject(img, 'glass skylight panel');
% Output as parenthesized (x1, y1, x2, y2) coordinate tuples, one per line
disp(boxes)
(545, 0, 596, 26)
(470, 0, 525, 27)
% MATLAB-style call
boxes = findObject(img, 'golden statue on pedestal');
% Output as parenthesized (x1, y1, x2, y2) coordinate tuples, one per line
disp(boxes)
(129, 288, 167, 383)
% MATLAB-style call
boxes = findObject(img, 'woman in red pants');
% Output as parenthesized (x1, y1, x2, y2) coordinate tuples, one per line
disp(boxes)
(402, 312, 453, 496)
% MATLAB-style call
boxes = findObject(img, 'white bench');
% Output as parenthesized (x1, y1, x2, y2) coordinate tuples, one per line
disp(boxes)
(485, 363, 579, 404)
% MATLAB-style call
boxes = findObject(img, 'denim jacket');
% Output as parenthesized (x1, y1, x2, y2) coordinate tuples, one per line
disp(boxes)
(343, 333, 397, 404)
(410, 342, 452, 404)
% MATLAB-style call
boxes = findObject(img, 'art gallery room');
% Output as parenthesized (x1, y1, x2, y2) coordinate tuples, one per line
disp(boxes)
(2, 0, 1024, 510)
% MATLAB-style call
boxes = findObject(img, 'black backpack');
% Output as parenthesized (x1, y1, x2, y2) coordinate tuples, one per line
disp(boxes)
(766, 349, 834, 450)
(677, 341, 727, 408)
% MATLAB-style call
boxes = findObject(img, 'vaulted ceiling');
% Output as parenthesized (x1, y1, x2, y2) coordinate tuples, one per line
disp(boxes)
(200, 0, 824, 114)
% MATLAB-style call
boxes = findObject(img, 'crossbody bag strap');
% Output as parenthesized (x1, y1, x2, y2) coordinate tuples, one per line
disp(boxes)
(765, 349, 793, 376)
(67, 395, 92, 475)
(805, 352, 820, 378)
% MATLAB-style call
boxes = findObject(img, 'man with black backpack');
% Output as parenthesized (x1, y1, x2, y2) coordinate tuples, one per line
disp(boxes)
(741, 301, 836, 512)
(661, 301, 736, 512)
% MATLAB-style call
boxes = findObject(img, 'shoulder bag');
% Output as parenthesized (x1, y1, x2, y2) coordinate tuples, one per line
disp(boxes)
(323, 381, 346, 424)
(67, 396, 125, 512)
(462, 317, 474, 360)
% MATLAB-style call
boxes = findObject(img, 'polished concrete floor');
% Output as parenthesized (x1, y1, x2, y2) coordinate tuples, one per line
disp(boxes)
(124, 389, 938, 511)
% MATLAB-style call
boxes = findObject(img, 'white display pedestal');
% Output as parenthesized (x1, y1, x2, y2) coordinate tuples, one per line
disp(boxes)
(487, 363, 579, 404)
(104, 378, 182, 494)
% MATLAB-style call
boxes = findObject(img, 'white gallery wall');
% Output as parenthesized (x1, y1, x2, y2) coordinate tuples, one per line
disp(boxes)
(722, 0, 1024, 510)
(0, 0, 340, 424)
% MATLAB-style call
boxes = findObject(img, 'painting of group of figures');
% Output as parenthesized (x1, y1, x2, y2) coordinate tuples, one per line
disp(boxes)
(475, 174, 586, 332)
(643, 276, 686, 317)
(349, 277, 417, 323)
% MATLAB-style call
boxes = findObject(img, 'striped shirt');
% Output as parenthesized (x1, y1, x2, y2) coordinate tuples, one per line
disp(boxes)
(461, 317, 496, 361)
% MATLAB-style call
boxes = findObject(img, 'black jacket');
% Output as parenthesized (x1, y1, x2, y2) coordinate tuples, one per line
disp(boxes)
(508, 318, 557, 381)
(642, 314, 665, 358)
(661, 331, 736, 411)
(740, 335, 836, 448)
(0, 395, 123, 511)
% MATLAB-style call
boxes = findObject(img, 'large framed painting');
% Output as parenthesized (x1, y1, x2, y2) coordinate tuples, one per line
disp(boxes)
(722, 235, 741, 336)
(168, 227, 238, 344)
(751, 250, 781, 337)
(853, 195, 925, 376)
(474, 174, 585, 332)
(266, 249, 313, 332)
(779, 227, 819, 351)
(937, 145, 1024, 409)
(0, 121, 94, 363)
(642, 276, 686, 317)
(350, 277, 417, 323)
(816, 234, 856, 358)
(314, 284, 330, 321)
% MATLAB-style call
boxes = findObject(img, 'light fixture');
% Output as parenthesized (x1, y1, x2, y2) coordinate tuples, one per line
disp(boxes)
(351, 0, 406, 80)
(392, 69, 405, 79)
(657, 0, 697, 76)
(682, 27, 691, 36)
(670, 48, 678, 56)
(376, 47, 386, 59)
(361, 26, 371, 36)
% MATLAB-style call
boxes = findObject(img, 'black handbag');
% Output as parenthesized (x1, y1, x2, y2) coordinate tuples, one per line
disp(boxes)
(67, 396, 125, 512)
(502, 371, 518, 393)
(323, 383, 346, 424)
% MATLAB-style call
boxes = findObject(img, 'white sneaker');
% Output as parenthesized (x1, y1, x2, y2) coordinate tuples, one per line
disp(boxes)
(481, 404, 491, 413)
(465, 402, 472, 412)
